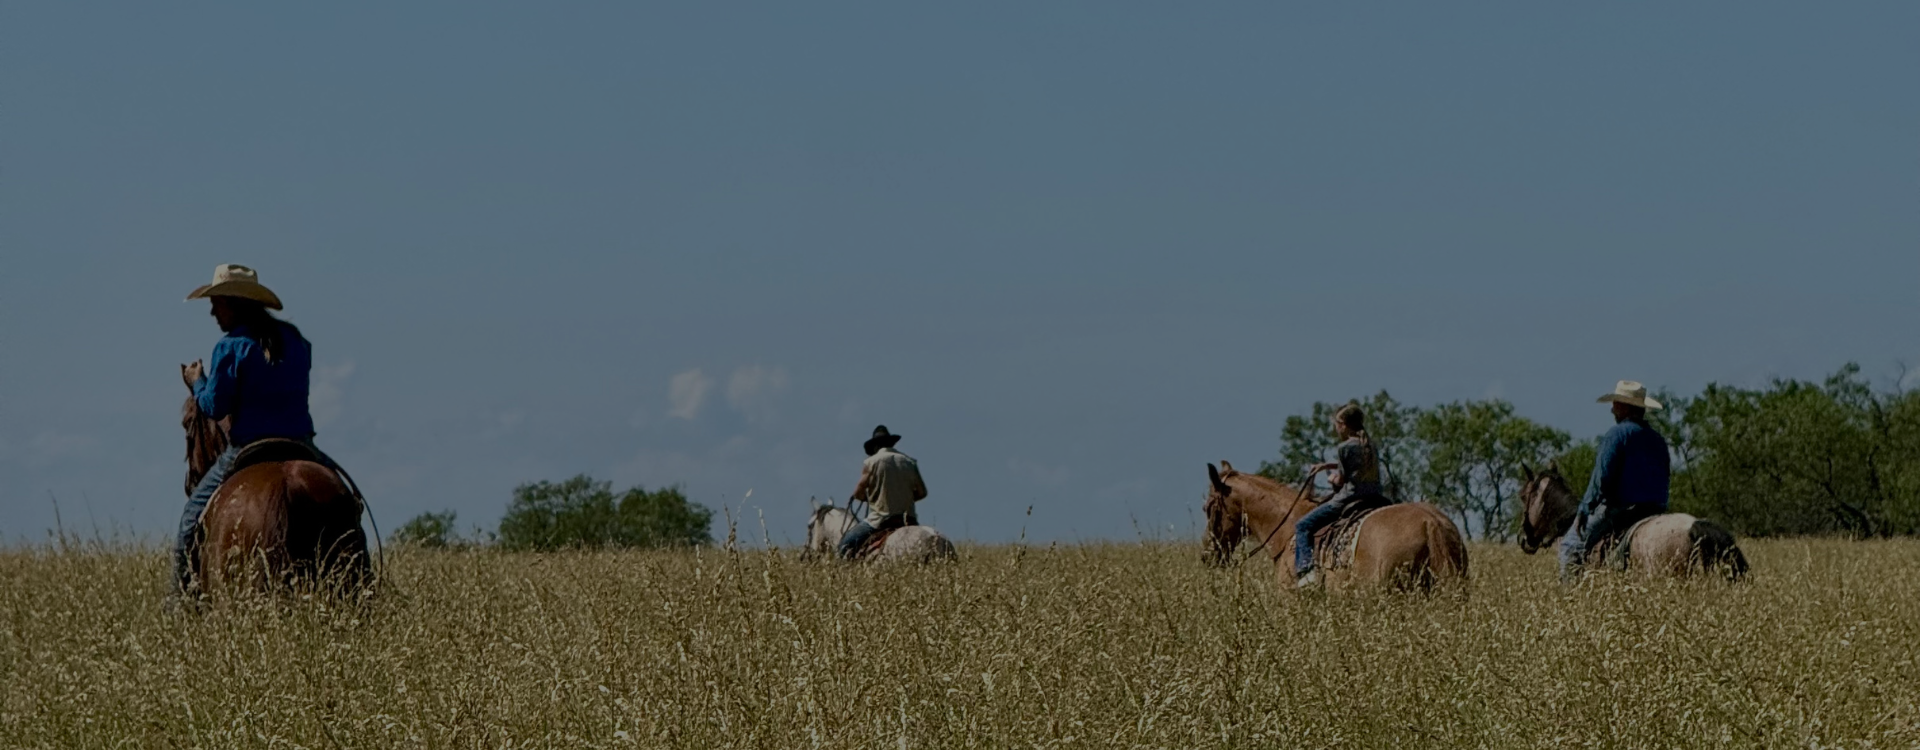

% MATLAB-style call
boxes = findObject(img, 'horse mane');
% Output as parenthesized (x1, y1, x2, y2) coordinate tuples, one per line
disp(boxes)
(1221, 468, 1312, 509)
(182, 395, 228, 495)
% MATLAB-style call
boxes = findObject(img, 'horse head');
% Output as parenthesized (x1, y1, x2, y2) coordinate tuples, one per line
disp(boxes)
(1518, 461, 1579, 554)
(1201, 462, 1247, 568)
(802, 503, 839, 560)
(180, 365, 228, 495)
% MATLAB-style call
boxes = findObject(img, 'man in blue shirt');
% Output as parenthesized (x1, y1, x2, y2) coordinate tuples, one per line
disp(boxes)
(1559, 380, 1672, 580)
(174, 265, 343, 595)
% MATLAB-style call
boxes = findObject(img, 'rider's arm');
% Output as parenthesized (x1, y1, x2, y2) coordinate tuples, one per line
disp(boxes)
(194, 338, 246, 421)
(1580, 428, 1623, 513)
(850, 462, 873, 503)
(910, 466, 927, 502)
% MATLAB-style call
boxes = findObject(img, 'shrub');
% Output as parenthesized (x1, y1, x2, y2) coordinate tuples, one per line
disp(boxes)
(392, 510, 461, 548)
(496, 475, 713, 551)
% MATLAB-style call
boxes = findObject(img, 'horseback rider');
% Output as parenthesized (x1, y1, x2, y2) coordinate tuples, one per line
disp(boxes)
(839, 425, 928, 559)
(174, 264, 347, 594)
(1559, 380, 1671, 580)
(1293, 403, 1386, 589)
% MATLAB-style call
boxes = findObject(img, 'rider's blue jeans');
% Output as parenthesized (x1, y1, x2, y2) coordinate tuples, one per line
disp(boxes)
(1293, 497, 1353, 576)
(173, 441, 342, 594)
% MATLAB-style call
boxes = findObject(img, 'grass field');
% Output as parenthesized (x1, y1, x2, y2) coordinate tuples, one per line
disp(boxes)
(3, 538, 1917, 749)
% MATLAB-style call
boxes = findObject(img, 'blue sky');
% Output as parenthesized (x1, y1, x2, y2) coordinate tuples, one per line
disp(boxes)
(4, 3, 1916, 545)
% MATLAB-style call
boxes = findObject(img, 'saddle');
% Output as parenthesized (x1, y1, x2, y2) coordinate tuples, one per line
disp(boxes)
(231, 438, 328, 475)
(853, 515, 914, 561)
(1310, 494, 1394, 570)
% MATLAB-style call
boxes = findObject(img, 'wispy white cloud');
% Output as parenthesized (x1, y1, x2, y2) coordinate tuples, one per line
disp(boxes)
(668, 369, 713, 420)
(727, 365, 789, 423)
(310, 361, 356, 428)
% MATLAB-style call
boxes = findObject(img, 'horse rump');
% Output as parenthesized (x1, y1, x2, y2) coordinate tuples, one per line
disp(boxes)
(1687, 518, 1749, 582)
(197, 460, 369, 598)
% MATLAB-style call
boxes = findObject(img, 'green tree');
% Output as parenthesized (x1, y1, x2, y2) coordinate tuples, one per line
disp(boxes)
(1674, 364, 1919, 537)
(392, 510, 461, 548)
(1414, 400, 1570, 541)
(496, 475, 715, 551)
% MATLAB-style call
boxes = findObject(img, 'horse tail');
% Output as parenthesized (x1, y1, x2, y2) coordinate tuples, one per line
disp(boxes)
(1688, 518, 1748, 582)
(1424, 513, 1469, 584)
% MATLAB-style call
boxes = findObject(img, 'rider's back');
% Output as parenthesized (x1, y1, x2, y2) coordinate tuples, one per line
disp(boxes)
(198, 321, 314, 445)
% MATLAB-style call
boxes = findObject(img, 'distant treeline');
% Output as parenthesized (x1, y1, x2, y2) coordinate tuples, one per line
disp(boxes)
(1260, 363, 1920, 540)
(393, 476, 715, 550)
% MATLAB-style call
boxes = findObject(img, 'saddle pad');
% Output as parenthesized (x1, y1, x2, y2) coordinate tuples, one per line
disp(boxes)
(855, 517, 913, 560)
(1313, 498, 1392, 570)
(856, 527, 899, 560)
(1315, 514, 1373, 570)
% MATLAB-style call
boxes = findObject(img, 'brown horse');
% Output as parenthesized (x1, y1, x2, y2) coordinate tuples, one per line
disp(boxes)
(1204, 461, 1468, 592)
(180, 370, 369, 597)
(1518, 462, 1747, 580)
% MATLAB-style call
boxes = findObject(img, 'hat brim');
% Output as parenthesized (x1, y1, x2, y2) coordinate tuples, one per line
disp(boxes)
(863, 434, 903, 453)
(187, 282, 283, 310)
(1597, 394, 1663, 410)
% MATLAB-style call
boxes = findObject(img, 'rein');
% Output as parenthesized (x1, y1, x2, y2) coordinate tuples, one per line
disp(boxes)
(1238, 466, 1328, 564)
(330, 463, 384, 582)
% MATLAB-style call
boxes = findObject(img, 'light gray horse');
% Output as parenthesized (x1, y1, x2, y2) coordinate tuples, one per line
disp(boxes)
(803, 505, 957, 563)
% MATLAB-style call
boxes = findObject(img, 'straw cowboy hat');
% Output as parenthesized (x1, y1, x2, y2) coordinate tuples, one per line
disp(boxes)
(1597, 380, 1663, 410)
(864, 425, 903, 455)
(185, 264, 283, 310)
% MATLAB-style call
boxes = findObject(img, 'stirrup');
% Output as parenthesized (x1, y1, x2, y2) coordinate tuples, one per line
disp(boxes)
(1295, 569, 1322, 589)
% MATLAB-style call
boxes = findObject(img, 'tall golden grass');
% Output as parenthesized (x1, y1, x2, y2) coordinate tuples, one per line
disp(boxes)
(3, 538, 1915, 748)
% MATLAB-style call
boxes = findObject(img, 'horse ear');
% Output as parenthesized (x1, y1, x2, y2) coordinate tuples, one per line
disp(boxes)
(1521, 464, 1535, 482)
(1219, 460, 1235, 475)
(1207, 463, 1229, 494)
(1548, 458, 1561, 475)
(180, 363, 194, 391)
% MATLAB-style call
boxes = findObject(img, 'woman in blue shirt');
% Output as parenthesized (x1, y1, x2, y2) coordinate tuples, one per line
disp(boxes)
(174, 265, 342, 595)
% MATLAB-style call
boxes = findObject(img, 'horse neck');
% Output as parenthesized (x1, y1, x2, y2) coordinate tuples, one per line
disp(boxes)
(1540, 479, 1580, 536)
(811, 508, 854, 548)
(184, 410, 229, 491)
(1233, 479, 1314, 547)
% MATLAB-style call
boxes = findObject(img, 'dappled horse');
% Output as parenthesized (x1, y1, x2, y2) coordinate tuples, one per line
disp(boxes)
(1519, 463, 1747, 580)
(181, 378, 369, 597)
(1204, 461, 1468, 592)
(804, 505, 957, 563)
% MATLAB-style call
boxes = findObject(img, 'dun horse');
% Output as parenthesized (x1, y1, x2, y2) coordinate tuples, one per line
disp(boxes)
(804, 505, 957, 563)
(180, 374, 369, 597)
(1518, 463, 1747, 580)
(1204, 461, 1468, 592)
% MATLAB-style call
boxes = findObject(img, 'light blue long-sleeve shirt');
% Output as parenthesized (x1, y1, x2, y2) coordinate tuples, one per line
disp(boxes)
(1580, 418, 1670, 512)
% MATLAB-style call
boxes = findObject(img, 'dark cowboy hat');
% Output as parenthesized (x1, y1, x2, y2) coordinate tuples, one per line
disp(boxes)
(863, 425, 903, 455)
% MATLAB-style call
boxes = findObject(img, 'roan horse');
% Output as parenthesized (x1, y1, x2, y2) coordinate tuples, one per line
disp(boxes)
(1204, 461, 1468, 592)
(180, 368, 369, 597)
(1518, 462, 1747, 580)
(803, 505, 957, 563)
